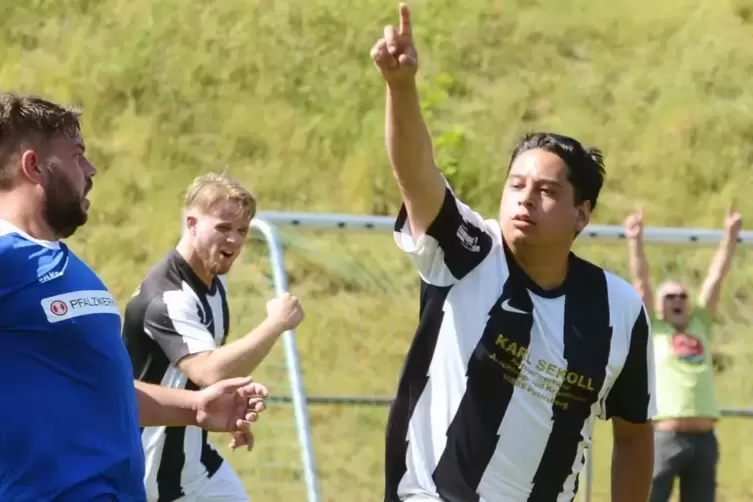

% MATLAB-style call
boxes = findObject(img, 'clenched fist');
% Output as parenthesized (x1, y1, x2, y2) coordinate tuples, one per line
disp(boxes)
(370, 3, 418, 86)
(724, 203, 743, 237)
(624, 210, 644, 241)
(266, 292, 305, 331)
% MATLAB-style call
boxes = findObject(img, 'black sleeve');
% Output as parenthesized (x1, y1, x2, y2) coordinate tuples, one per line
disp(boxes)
(393, 186, 494, 286)
(603, 306, 656, 423)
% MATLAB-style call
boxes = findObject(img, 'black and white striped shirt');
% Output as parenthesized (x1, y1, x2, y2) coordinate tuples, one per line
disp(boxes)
(385, 188, 656, 502)
(122, 250, 230, 502)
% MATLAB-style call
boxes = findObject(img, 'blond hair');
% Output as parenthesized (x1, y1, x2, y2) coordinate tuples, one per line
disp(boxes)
(183, 172, 256, 219)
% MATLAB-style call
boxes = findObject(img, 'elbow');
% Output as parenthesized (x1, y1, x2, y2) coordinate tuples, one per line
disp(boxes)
(180, 368, 219, 389)
(188, 364, 242, 388)
(185, 365, 252, 389)
(190, 371, 222, 389)
(613, 420, 654, 454)
(177, 352, 256, 389)
(178, 353, 230, 389)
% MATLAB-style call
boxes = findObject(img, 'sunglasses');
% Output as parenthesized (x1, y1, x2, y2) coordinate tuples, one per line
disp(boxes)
(664, 292, 688, 301)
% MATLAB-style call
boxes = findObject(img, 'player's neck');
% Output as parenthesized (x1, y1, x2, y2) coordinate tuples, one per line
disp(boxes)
(175, 237, 215, 288)
(508, 242, 570, 292)
(0, 190, 59, 241)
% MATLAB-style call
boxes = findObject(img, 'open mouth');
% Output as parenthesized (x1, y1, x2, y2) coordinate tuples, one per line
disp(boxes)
(671, 307, 683, 315)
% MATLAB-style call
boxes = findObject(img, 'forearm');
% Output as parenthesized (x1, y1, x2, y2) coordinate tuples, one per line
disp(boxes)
(699, 233, 737, 311)
(627, 239, 654, 311)
(611, 437, 653, 502)
(707, 233, 737, 279)
(135, 381, 198, 427)
(386, 83, 445, 234)
(201, 319, 284, 383)
(386, 83, 437, 187)
(627, 239, 650, 284)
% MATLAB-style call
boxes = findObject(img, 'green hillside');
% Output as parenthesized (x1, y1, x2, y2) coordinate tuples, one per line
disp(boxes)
(4, 0, 753, 500)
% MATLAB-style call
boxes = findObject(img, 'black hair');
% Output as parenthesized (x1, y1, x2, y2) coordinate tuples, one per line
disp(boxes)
(508, 132, 606, 210)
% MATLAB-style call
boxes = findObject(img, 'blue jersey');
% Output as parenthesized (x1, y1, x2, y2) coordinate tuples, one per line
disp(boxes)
(0, 221, 145, 501)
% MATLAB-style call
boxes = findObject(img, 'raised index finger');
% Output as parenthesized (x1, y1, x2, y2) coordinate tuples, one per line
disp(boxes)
(399, 3, 412, 38)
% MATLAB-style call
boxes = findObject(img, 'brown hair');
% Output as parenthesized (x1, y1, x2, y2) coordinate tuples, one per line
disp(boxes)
(184, 172, 256, 220)
(0, 93, 81, 188)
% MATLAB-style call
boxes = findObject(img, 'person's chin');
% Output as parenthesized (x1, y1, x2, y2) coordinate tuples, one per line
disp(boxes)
(502, 222, 538, 245)
(212, 261, 236, 276)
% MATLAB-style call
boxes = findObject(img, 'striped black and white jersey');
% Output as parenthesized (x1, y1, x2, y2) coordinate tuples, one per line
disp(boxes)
(122, 250, 230, 502)
(385, 187, 656, 502)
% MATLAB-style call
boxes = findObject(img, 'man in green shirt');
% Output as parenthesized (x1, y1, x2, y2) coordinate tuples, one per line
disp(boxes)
(624, 206, 742, 502)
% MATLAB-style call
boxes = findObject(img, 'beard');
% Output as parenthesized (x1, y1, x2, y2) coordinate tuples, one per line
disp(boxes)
(196, 245, 235, 277)
(40, 162, 89, 239)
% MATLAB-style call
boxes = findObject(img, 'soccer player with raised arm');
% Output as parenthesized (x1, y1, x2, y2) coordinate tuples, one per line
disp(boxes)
(371, 5, 656, 502)
(122, 173, 304, 501)
(0, 93, 268, 502)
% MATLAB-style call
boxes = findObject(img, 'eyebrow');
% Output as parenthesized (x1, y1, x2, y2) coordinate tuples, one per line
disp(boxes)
(507, 174, 563, 187)
(72, 136, 86, 153)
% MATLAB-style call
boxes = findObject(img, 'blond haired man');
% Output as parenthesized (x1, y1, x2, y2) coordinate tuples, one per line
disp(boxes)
(122, 172, 305, 502)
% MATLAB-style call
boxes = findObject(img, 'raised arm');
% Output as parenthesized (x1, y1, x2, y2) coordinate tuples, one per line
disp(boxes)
(699, 205, 742, 316)
(143, 291, 303, 388)
(370, 3, 445, 238)
(624, 211, 654, 316)
(370, 4, 495, 287)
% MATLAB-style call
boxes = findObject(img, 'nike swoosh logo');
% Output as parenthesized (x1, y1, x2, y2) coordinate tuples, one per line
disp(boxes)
(501, 298, 530, 315)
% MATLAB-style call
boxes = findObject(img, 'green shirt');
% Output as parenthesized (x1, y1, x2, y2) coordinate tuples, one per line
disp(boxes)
(652, 306, 719, 420)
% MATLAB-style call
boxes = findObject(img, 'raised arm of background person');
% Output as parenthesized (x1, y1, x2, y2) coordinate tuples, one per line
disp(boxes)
(143, 290, 304, 388)
(371, 3, 445, 239)
(699, 204, 742, 316)
(624, 210, 654, 316)
(601, 305, 656, 502)
(135, 377, 266, 430)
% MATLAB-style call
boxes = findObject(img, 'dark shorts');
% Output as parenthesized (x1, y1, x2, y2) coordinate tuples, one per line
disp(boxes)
(650, 430, 718, 502)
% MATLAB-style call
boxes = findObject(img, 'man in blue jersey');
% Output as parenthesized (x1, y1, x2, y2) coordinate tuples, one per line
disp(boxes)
(0, 93, 268, 502)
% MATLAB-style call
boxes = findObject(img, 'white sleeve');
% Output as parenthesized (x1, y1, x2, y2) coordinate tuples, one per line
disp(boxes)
(143, 290, 218, 364)
(393, 186, 495, 286)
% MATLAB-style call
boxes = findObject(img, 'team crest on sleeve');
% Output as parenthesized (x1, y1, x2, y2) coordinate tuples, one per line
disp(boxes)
(456, 223, 481, 252)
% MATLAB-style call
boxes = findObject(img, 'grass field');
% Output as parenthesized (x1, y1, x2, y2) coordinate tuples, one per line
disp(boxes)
(4, 0, 753, 500)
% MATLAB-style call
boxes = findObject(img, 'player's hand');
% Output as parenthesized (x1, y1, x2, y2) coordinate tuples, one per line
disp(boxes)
(266, 292, 305, 331)
(624, 210, 644, 241)
(229, 430, 255, 451)
(194, 377, 268, 433)
(370, 3, 418, 87)
(724, 203, 742, 237)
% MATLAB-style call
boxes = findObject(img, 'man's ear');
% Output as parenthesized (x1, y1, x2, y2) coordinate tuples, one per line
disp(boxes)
(19, 149, 43, 184)
(185, 214, 198, 235)
(575, 201, 592, 233)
